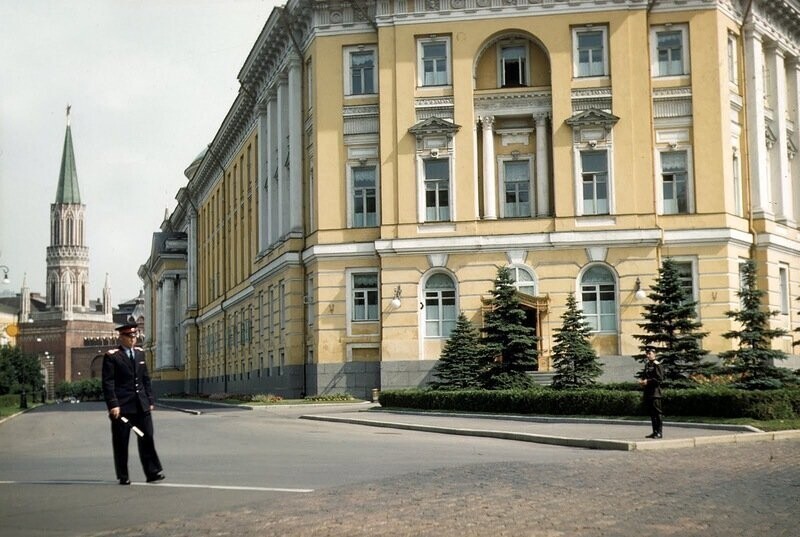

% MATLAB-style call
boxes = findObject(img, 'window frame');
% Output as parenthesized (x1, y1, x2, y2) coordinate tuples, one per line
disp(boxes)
(348, 269, 380, 323)
(421, 156, 452, 223)
(579, 264, 618, 333)
(657, 147, 694, 215)
(422, 271, 458, 338)
(498, 155, 534, 219)
(779, 263, 790, 315)
(417, 36, 452, 87)
(573, 26, 609, 78)
(651, 24, 690, 77)
(348, 163, 379, 228)
(508, 265, 537, 296)
(496, 41, 529, 87)
(577, 148, 611, 216)
(343, 45, 378, 97)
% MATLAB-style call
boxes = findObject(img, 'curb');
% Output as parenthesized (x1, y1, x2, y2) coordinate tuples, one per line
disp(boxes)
(299, 414, 800, 451)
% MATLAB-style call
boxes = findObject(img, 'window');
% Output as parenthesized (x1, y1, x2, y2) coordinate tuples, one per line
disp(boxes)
(652, 25, 689, 76)
(418, 37, 450, 87)
(345, 46, 377, 96)
(581, 266, 617, 332)
(732, 151, 743, 216)
(503, 160, 532, 218)
(509, 266, 536, 296)
(279, 280, 286, 332)
(352, 272, 379, 321)
(424, 158, 450, 222)
(672, 260, 696, 304)
(499, 44, 527, 87)
(267, 351, 274, 377)
(779, 264, 790, 315)
(424, 273, 457, 337)
(727, 33, 739, 87)
(574, 27, 607, 77)
(581, 150, 609, 215)
(661, 150, 690, 214)
(306, 273, 315, 326)
(352, 165, 378, 227)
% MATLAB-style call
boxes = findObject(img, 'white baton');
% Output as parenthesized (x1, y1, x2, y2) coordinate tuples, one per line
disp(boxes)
(120, 416, 145, 437)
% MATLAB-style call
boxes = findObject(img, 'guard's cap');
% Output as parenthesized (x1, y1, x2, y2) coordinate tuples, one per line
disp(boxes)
(115, 323, 138, 335)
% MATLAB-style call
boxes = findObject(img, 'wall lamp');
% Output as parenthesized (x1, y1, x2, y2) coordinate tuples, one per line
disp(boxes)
(390, 286, 402, 309)
(633, 277, 647, 301)
(0, 265, 9, 285)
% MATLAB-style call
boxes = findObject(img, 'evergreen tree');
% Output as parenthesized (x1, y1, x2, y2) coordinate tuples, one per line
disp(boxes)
(634, 258, 708, 381)
(551, 292, 602, 388)
(429, 312, 487, 390)
(482, 266, 538, 389)
(0, 346, 44, 395)
(720, 259, 789, 387)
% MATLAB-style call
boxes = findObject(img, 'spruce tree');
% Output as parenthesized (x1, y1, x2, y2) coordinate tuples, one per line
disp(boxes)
(634, 258, 708, 382)
(429, 312, 487, 390)
(482, 266, 538, 389)
(551, 292, 602, 388)
(720, 259, 789, 388)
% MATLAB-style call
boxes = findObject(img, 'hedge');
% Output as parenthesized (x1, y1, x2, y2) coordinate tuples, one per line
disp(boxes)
(378, 387, 800, 420)
(55, 378, 103, 401)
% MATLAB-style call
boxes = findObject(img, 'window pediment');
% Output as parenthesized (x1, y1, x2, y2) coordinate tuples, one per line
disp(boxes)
(565, 109, 619, 130)
(408, 116, 461, 138)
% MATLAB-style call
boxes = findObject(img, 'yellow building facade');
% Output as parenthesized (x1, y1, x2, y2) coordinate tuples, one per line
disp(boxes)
(141, 0, 800, 398)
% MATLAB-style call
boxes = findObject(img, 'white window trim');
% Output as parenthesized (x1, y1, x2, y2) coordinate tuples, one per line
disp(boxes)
(417, 153, 456, 223)
(667, 256, 700, 310)
(496, 40, 529, 87)
(345, 268, 381, 336)
(419, 269, 459, 340)
(778, 263, 790, 315)
(508, 264, 538, 296)
(343, 45, 378, 97)
(576, 263, 619, 334)
(572, 26, 609, 78)
(417, 36, 452, 87)
(654, 143, 695, 215)
(650, 24, 690, 77)
(346, 149, 380, 228)
(497, 154, 535, 219)
(574, 145, 615, 217)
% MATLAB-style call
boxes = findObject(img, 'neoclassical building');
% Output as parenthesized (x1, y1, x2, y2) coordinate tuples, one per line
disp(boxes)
(141, 0, 800, 399)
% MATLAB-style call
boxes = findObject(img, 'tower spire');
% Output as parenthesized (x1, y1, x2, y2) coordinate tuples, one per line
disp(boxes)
(55, 105, 80, 204)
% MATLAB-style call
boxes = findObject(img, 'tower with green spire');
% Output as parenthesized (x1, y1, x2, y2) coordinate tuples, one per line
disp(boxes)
(46, 105, 90, 316)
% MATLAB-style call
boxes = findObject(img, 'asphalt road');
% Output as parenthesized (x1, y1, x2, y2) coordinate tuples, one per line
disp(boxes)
(1, 401, 798, 536)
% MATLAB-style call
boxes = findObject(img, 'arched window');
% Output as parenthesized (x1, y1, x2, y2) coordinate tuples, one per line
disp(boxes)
(509, 265, 536, 296)
(424, 273, 457, 337)
(580, 265, 617, 332)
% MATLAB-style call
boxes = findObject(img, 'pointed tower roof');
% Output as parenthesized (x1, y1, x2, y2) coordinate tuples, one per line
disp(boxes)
(55, 105, 81, 204)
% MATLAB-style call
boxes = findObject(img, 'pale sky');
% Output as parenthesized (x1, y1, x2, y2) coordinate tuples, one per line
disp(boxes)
(0, 0, 281, 304)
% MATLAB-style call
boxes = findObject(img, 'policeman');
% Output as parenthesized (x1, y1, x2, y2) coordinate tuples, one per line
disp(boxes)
(102, 323, 165, 484)
(639, 347, 664, 439)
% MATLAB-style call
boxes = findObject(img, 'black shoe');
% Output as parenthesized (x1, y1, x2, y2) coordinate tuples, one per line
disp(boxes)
(146, 473, 165, 483)
(118, 478, 131, 485)
(645, 432, 662, 439)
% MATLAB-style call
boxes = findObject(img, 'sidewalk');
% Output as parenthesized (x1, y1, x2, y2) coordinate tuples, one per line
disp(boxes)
(300, 408, 800, 451)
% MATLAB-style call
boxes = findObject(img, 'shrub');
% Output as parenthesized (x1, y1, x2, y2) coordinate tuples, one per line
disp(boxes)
(55, 378, 102, 401)
(305, 393, 355, 402)
(252, 393, 284, 403)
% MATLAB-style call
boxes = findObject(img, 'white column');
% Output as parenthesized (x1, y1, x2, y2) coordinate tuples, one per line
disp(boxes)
(766, 45, 794, 225)
(472, 119, 480, 219)
(481, 116, 497, 220)
(287, 54, 303, 234)
(155, 281, 163, 369)
(267, 92, 279, 245)
(789, 59, 800, 222)
(277, 75, 290, 237)
(187, 208, 198, 309)
(744, 27, 772, 218)
(162, 276, 176, 368)
(535, 114, 550, 217)
(257, 102, 269, 252)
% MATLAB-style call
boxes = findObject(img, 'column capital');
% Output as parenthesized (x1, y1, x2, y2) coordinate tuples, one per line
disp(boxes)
(480, 115, 495, 127)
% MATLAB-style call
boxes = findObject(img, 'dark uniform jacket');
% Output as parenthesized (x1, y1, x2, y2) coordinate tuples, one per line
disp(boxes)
(642, 360, 664, 399)
(102, 346, 154, 414)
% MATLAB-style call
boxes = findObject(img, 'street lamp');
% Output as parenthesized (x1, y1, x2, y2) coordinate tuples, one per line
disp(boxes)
(0, 265, 9, 285)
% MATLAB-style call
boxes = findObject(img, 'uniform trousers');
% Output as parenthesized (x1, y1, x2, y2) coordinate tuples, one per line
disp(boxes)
(110, 410, 162, 479)
(645, 396, 663, 434)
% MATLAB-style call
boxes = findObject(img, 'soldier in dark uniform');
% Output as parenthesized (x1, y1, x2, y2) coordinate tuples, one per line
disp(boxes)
(102, 323, 165, 485)
(639, 347, 664, 439)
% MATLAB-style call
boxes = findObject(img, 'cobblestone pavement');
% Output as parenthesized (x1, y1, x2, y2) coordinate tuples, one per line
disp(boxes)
(94, 438, 799, 537)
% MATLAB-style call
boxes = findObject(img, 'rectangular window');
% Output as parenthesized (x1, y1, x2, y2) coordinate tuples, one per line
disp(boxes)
(425, 289, 456, 337)
(306, 274, 315, 326)
(279, 349, 285, 376)
(574, 28, 607, 77)
(424, 158, 451, 222)
(279, 280, 286, 332)
(352, 166, 378, 227)
(503, 160, 531, 218)
(352, 273, 379, 321)
(661, 150, 689, 214)
(653, 26, 688, 76)
(779, 264, 790, 315)
(267, 351, 274, 377)
(499, 44, 527, 87)
(418, 37, 450, 87)
(581, 284, 616, 332)
(733, 152, 743, 217)
(727, 34, 739, 87)
(581, 151, 609, 215)
(674, 261, 696, 304)
(346, 47, 377, 95)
